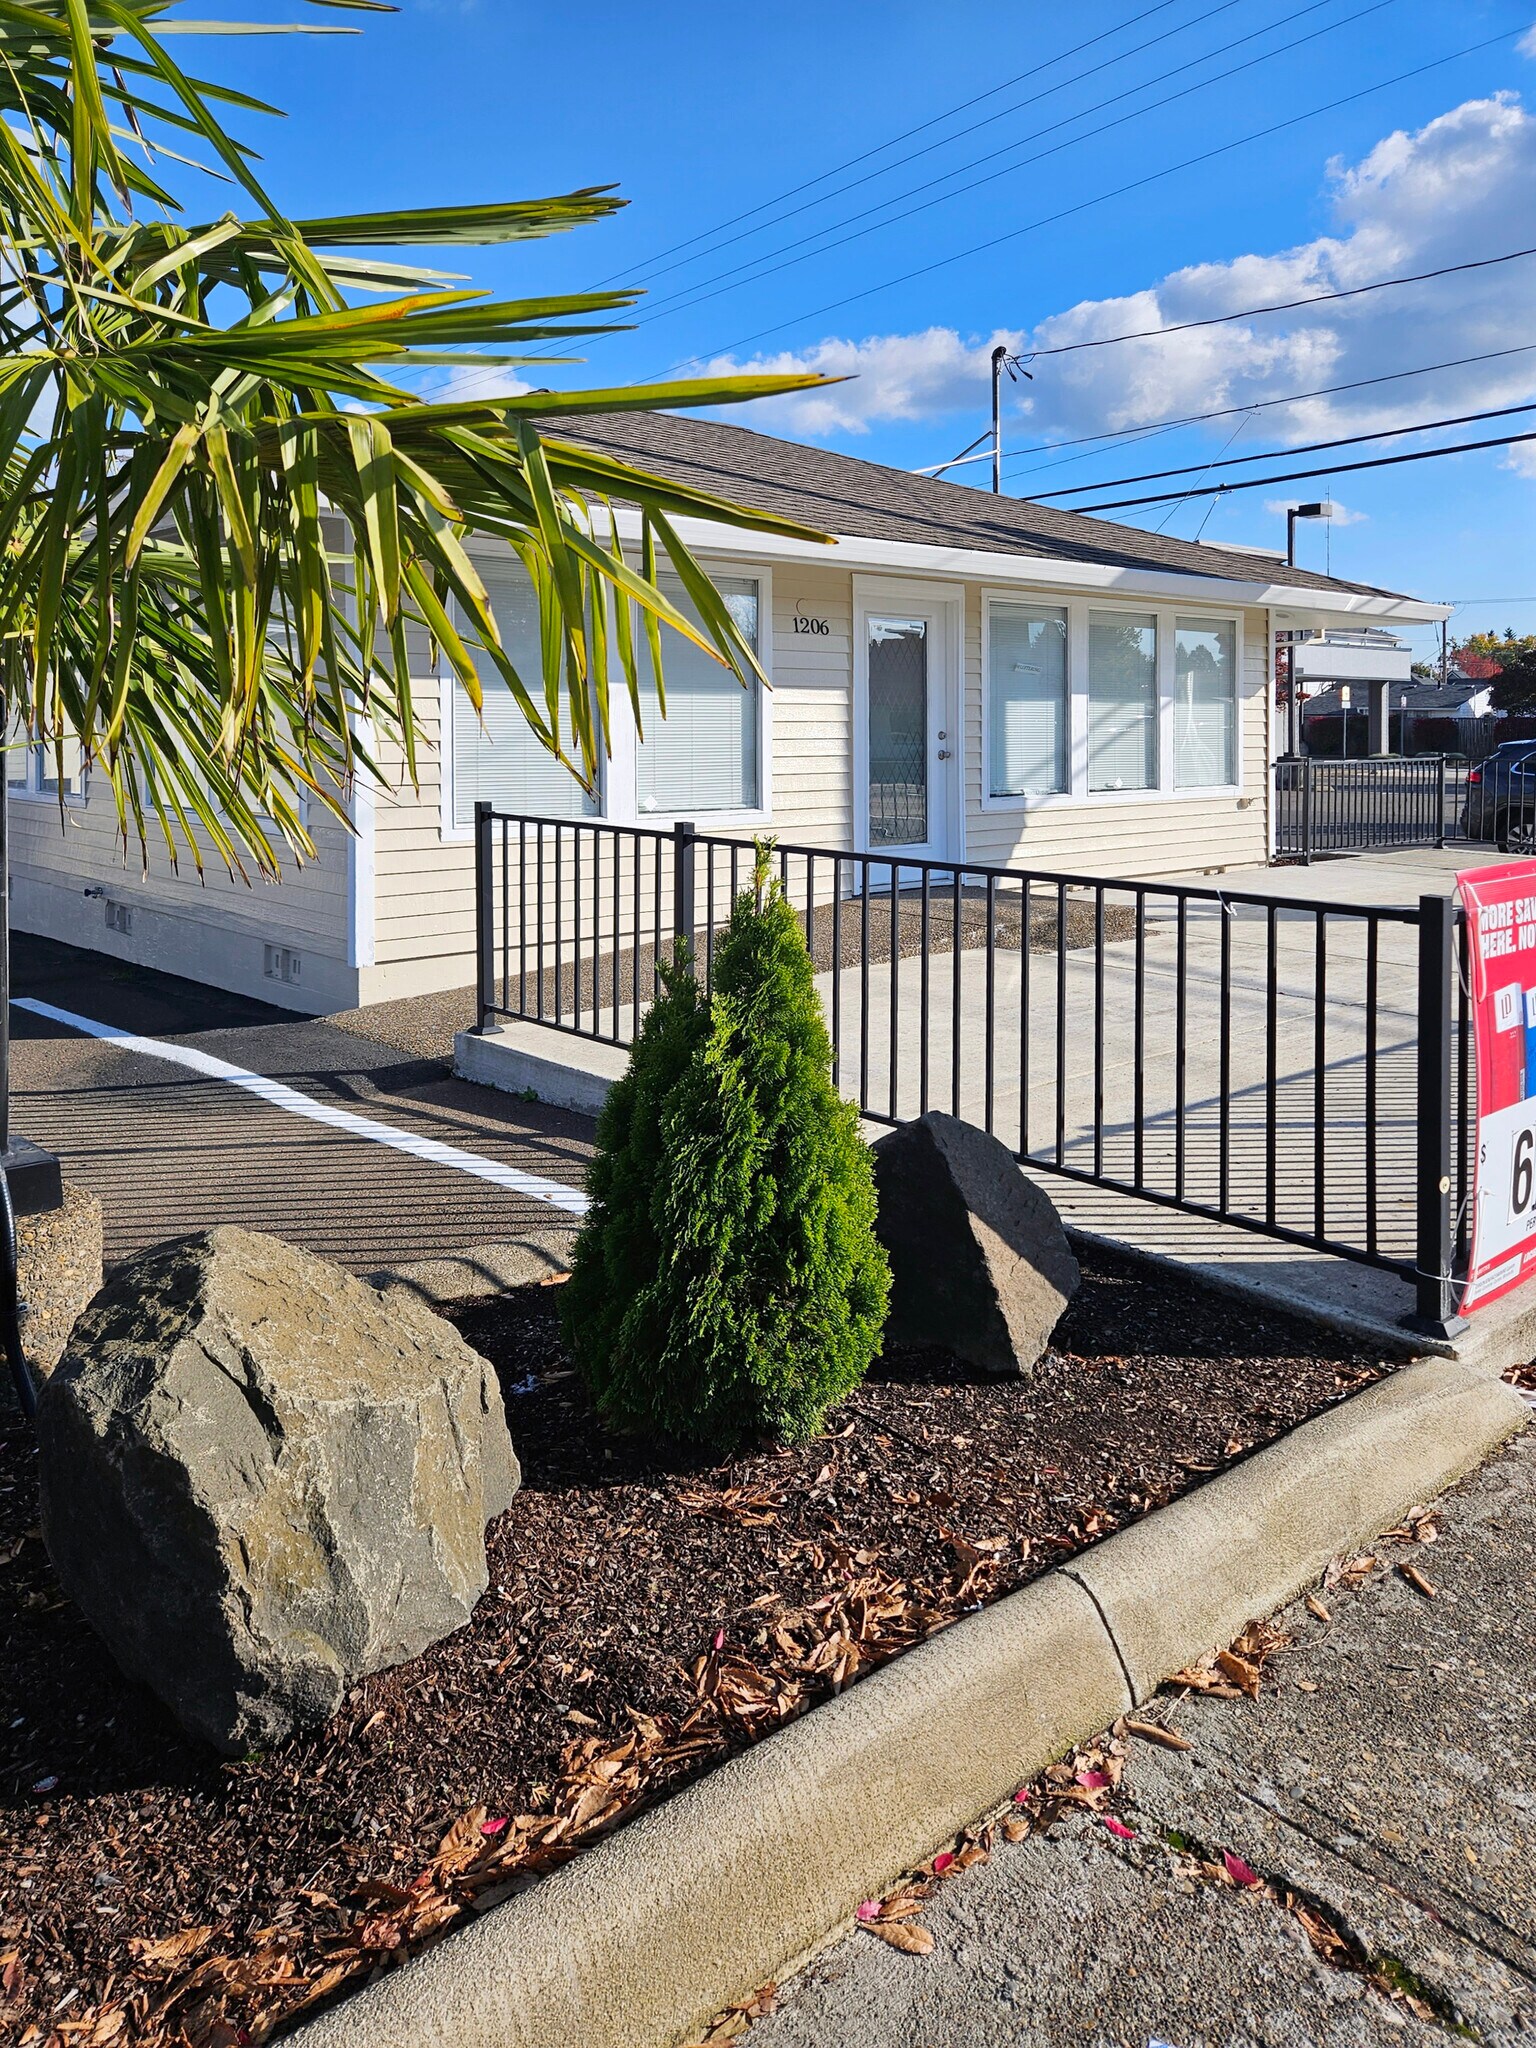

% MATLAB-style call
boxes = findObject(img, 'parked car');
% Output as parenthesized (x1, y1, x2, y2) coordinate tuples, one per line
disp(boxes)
(1461, 741, 1536, 851)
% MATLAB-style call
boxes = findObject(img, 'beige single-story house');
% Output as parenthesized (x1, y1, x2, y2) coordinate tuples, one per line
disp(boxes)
(11, 411, 1449, 1014)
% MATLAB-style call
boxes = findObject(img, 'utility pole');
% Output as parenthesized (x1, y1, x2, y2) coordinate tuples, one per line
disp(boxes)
(991, 344, 1008, 494)
(1441, 616, 1449, 687)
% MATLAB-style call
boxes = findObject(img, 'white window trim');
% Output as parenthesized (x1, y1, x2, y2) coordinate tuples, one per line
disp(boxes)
(979, 591, 1245, 811)
(438, 555, 773, 840)
(8, 741, 87, 807)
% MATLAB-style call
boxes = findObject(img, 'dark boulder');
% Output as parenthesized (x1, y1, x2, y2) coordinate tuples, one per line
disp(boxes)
(871, 1113, 1079, 1375)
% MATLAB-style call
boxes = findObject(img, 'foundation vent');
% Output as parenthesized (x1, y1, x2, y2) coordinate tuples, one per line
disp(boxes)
(263, 944, 302, 986)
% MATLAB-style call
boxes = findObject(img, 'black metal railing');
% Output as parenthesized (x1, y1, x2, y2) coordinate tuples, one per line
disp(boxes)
(1274, 753, 1536, 860)
(474, 804, 1474, 1335)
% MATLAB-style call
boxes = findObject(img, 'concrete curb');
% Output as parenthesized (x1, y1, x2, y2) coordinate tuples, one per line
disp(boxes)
(294, 1357, 1527, 2048)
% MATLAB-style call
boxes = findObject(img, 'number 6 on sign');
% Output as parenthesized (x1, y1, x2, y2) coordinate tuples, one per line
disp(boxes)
(1461, 860, 1536, 1313)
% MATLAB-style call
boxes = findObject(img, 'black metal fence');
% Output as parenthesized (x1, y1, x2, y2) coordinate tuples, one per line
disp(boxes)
(474, 804, 1473, 1334)
(1274, 753, 1536, 860)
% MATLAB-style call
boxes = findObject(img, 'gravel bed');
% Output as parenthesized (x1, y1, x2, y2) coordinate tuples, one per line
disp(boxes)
(0, 1248, 1389, 2046)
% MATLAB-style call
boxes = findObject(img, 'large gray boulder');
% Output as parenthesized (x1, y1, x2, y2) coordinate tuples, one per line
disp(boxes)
(871, 1113, 1079, 1375)
(37, 1226, 518, 1755)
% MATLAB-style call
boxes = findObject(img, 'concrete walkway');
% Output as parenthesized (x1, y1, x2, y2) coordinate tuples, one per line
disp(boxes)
(748, 1426, 1536, 2048)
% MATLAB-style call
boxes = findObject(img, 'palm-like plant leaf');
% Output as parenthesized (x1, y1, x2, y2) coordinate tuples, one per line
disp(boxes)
(0, 0, 836, 873)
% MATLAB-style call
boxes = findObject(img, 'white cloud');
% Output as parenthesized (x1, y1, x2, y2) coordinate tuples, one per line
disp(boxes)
(701, 94, 1536, 474)
(414, 364, 533, 407)
(696, 326, 1024, 438)
(1520, 23, 1536, 58)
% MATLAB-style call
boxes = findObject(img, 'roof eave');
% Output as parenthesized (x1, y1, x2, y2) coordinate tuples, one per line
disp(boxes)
(622, 509, 1450, 624)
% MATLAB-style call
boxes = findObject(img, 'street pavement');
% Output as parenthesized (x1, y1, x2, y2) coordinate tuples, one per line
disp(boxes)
(749, 1426, 1536, 2048)
(10, 933, 593, 1279)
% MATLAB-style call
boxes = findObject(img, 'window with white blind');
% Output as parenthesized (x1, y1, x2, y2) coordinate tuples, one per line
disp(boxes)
(7, 721, 83, 798)
(449, 556, 596, 828)
(988, 602, 1067, 796)
(1174, 615, 1237, 787)
(636, 573, 760, 816)
(1087, 610, 1157, 792)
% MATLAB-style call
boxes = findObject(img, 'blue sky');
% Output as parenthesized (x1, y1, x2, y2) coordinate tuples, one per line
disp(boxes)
(198, 1, 1536, 663)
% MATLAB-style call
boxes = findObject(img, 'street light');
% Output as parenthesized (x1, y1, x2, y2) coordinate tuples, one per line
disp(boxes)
(1287, 500, 1335, 567)
(1283, 502, 1334, 757)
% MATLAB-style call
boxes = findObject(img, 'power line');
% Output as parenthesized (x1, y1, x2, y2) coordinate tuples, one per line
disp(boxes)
(1070, 428, 1536, 512)
(1015, 244, 1536, 367)
(1033, 397, 1536, 498)
(577, 0, 1196, 292)
(603, 0, 1231, 297)
(640, 0, 1388, 347)
(997, 341, 1536, 480)
(626, 0, 1274, 326)
(663, 24, 1517, 372)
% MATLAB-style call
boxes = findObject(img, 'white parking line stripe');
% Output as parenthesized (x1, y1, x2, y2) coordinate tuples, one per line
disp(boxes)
(14, 996, 590, 1218)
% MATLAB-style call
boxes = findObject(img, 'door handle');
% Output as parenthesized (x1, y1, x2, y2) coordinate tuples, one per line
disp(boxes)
(936, 749, 952, 760)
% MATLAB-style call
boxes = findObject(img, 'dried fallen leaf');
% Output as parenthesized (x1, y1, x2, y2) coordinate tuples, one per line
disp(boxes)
(864, 1920, 935, 1956)
(1124, 1718, 1192, 1753)
(1305, 1594, 1331, 1624)
(129, 1927, 216, 1972)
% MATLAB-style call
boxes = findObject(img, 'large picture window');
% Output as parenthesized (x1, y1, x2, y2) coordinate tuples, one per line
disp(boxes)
(637, 573, 760, 816)
(450, 557, 595, 828)
(1174, 615, 1238, 787)
(1087, 609, 1157, 793)
(988, 601, 1067, 796)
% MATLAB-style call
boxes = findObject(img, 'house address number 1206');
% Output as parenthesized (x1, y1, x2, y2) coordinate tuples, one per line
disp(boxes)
(792, 613, 830, 636)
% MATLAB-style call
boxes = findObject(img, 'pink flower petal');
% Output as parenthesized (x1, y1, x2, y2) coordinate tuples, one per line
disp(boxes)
(932, 1851, 955, 1874)
(31, 1776, 57, 1795)
(1012, 1787, 1031, 1804)
(1076, 1768, 1111, 1792)
(1101, 1816, 1136, 1841)
(856, 1900, 881, 1922)
(1222, 1851, 1261, 1887)
(480, 1817, 509, 1838)
(713, 1628, 726, 1651)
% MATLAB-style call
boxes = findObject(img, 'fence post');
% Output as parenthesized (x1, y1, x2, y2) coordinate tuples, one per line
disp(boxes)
(1300, 755, 1315, 864)
(1410, 893, 1465, 1337)
(672, 818, 697, 974)
(474, 801, 494, 1033)
(1435, 756, 1447, 850)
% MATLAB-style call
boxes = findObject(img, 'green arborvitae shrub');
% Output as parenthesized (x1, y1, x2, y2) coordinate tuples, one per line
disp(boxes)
(562, 849, 890, 1452)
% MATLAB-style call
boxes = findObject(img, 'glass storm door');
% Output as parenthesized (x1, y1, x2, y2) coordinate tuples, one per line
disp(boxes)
(864, 607, 952, 858)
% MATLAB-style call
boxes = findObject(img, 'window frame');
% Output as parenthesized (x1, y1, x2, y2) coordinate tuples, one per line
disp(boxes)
(6, 737, 86, 806)
(438, 554, 772, 840)
(980, 591, 1245, 811)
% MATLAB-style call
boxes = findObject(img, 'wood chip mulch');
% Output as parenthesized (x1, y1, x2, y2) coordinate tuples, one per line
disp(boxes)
(0, 1248, 1392, 2047)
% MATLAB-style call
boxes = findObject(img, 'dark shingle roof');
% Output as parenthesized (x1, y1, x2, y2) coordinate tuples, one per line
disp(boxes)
(552, 410, 1410, 603)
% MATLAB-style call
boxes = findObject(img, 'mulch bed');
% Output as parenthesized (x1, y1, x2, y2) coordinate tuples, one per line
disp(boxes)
(0, 1249, 1392, 2047)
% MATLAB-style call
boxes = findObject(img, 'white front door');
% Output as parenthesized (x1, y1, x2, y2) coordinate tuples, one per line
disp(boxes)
(856, 588, 959, 862)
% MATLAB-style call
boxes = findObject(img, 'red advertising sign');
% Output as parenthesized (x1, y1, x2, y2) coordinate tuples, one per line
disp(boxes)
(1460, 860, 1536, 1312)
